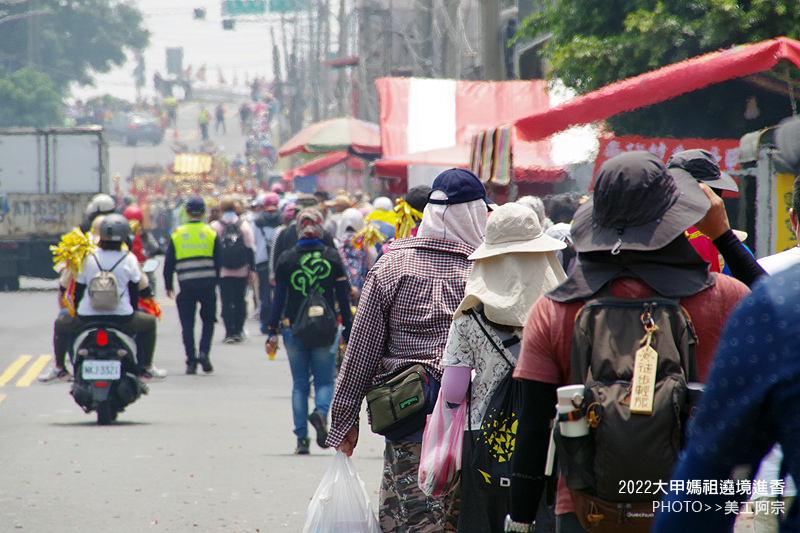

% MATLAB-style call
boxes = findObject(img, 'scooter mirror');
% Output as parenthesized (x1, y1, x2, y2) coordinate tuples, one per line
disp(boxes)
(142, 258, 159, 273)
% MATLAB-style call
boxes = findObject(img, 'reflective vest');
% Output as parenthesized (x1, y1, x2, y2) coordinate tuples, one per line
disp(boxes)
(172, 222, 217, 283)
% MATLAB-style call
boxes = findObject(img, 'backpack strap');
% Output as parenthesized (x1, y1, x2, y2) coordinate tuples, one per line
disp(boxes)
(468, 311, 515, 369)
(91, 252, 127, 273)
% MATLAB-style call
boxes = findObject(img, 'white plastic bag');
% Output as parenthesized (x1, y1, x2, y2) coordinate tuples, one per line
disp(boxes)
(303, 451, 381, 533)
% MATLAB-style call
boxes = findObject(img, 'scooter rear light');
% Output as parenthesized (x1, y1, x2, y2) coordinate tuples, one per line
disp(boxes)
(94, 382, 109, 388)
(96, 330, 108, 346)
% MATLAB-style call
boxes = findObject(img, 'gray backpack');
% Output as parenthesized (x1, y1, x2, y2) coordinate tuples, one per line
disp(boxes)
(87, 254, 128, 311)
(555, 293, 698, 533)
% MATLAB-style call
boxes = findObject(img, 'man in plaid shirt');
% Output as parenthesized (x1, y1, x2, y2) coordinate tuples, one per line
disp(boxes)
(327, 168, 491, 532)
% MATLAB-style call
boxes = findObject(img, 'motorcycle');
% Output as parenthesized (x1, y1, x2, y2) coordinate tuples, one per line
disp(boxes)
(68, 258, 159, 425)
(70, 324, 148, 424)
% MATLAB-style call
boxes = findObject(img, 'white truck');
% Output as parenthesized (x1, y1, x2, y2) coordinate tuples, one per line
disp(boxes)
(0, 127, 109, 290)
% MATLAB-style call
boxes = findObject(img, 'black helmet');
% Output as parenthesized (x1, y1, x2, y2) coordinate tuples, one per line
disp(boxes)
(99, 213, 130, 242)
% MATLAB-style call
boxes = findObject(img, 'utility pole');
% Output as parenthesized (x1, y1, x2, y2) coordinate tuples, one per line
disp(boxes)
(481, 0, 503, 80)
(319, 1, 331, 120)
(413, 0, 433, 77)
(441, 0, 460, 79)
(336, 0, 348, 116)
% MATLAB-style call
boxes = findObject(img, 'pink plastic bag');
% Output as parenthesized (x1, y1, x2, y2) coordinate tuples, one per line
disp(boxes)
(418, 389, 467, 497)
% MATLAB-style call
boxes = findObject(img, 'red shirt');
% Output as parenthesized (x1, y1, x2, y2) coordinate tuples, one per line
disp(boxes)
(513, 275, 750, 514)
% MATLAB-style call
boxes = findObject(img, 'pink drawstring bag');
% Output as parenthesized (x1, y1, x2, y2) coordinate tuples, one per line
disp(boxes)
(418, 389, 467, 497)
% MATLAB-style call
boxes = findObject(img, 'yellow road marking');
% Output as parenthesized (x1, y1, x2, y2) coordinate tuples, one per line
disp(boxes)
(0, 355, 32, 387)
(16, 355, 51, 387)
(0, 394, 6, 406)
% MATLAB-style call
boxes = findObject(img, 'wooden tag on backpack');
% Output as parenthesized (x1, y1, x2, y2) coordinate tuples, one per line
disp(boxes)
(630, 344, 658, 415)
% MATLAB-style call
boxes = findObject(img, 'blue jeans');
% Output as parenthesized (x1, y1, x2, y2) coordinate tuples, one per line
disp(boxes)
(281, 327, 336, 439)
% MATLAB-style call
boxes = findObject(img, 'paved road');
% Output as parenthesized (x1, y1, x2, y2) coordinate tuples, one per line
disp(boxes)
(107, 98, 252, 184)
(0, 276, 384, 531)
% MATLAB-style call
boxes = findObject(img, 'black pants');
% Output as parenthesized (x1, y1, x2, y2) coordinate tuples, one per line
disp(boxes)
(54, 311, 157, 369)
(256, 265, 272, 334)
(219, 277, 248, 338)
(176, 286, 217, 364)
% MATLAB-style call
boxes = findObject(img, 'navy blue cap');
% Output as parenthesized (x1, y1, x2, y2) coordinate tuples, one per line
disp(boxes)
(428, 168, 487, 205)
(185, 196, 205, 214)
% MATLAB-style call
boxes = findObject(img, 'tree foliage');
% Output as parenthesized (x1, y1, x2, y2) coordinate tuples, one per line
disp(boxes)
(0, 0, 149, 93)
(518, 1, 800, 138)
(0, 67, 62, 127)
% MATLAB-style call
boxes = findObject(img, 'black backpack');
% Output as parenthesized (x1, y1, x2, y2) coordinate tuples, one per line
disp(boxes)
(466, 310, 522, 496)
(219, 219, 249, 269)
(292, 286, 338, 350)
(555, 292, 698, 533)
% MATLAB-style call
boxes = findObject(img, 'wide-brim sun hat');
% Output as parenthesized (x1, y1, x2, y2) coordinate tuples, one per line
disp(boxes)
(469, 202, 565, 260)
(666, 148, 739, 192)
(572, 151, 710, 253)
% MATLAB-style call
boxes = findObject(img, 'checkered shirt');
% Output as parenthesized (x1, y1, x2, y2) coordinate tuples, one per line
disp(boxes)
(326, 236, 475, 447)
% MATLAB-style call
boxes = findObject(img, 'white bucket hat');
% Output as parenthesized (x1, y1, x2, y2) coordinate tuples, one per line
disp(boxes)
(455, 202, 567, 327)
(469, 202, 565, 260)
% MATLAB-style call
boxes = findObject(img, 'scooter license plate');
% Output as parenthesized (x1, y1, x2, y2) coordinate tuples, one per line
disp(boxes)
(82, 361, 122, 380)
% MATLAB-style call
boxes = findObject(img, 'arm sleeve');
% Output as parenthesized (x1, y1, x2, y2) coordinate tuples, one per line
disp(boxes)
(713, 230, 767, 288)
(335, 278, 353, 343)
(441, 366, 472, 405)
(509, 380, 558, 524)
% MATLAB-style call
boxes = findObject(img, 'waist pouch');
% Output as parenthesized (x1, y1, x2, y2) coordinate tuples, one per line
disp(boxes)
(366, 364, 433, 440)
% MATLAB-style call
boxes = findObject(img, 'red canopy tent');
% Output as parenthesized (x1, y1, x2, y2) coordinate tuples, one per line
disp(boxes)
(513, 37, 800, 143)
(283, 151, 365, 192)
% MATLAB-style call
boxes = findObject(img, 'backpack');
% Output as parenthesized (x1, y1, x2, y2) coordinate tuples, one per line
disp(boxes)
(257, 224, 276, 268)
(87, 253, 128, 311)
(292, 286, 338, 350)
(219, 219, 250, 269)
(466, 310, 522, 496)
(555, 292, 698, 533)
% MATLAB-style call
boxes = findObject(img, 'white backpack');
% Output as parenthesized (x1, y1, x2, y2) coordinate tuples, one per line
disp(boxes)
(87, 254, 128, 311)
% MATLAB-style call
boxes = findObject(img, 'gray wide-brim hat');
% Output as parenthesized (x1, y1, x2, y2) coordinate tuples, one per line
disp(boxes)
(572, 151, 711, 253)
(667, 149, 739, 192)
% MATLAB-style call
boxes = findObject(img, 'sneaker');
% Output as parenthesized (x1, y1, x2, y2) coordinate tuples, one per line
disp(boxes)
(223, 336, 236, 344)
(231, 334, 243, 343)
(186, 363, 197, 375)
(197, 352, 213, 373)
(308, 410, 330, 449)
(240, 329, 249, 340)
(141, 365, 168, 381)
(295, 438, 311, 455)
(38, 366, 72, 383)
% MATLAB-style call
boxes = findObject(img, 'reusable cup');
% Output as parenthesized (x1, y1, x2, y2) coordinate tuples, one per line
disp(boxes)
(556, 384, 589, 437)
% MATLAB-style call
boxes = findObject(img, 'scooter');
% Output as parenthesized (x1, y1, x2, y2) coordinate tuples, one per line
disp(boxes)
(69, 324, 148, 425)
(68, 258, 159, 425)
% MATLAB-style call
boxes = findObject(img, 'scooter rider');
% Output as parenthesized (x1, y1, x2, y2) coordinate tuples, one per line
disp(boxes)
(163, 196, 221, 375)
(47, 214, 165, 381)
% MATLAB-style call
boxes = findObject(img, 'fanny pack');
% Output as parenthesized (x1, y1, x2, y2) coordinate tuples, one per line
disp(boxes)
(366, 364, 431, 440)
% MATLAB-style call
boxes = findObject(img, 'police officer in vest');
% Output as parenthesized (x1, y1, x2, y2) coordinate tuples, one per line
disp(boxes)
(164, 196, 221, 375)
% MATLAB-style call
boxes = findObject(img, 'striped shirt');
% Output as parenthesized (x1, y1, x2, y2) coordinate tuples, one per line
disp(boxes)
(326, 236, 475, 447)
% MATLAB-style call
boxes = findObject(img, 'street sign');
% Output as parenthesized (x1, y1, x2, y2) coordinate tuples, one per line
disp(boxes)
(221, 0, 267, 16)
(269, 0, 308, 12)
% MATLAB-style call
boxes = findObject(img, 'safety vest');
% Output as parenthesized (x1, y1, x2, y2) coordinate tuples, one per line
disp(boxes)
(172, 221, 217, 284)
